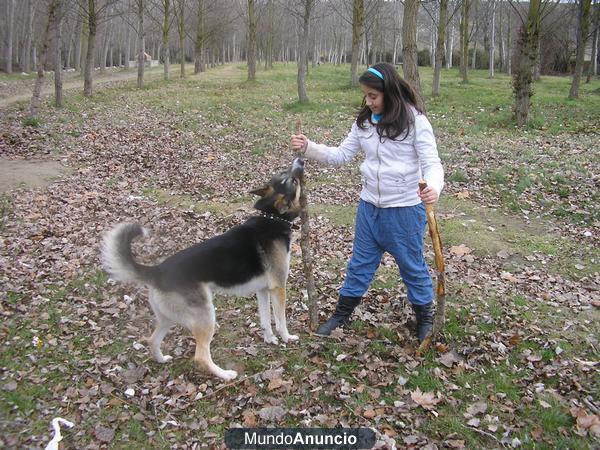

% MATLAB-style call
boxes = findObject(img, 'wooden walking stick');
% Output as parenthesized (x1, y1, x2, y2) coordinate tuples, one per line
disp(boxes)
(417, 180, 446, 354)
(295, 118, 319, 331)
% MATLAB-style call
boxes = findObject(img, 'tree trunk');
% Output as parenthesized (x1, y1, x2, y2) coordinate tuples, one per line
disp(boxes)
(84, 0, 97, 96)
(24, 0, 34, 73)
(194, 0, 205, 74)
(265, 0, 274, 69)
(460, 0, 470, 82)
(162, 0, 170, 80)
(175, 0, 185, 78)
(55, 16, 64, 108)
(402, 0, 424, 109)
(350, 0, 364, 87)
(124, 20, 131, 69)
(512, 0, 541, 126)
(498, 5, 504, 72)
(30, 0, 60, 119)
(297, 0, 314, 103)
(101, 13, 113, 71)
(432, 0, 448, 96)
(137, 0, 145, 89)
(5, 0, 15, 73)
(587, 5, 599, 82)
(247, 0, 257, 81)
(471, 32, 477, 69)
(569, 0, 592, 98)
(506, 5, 511, 75)
(489, 0, 495, 78)
(446, 20, 454, 69)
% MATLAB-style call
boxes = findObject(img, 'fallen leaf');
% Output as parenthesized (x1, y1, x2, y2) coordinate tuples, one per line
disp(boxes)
(243, 410, 258, 427)
(467, 418, 481, 427)
(466, 402, 487, 417)
(450, 244, 472, 257)
(267, 378, 284, 391)
(410, 388, 439, 410)
(94, 425, 115, 443)
(538, 399, 551, 409)
(258, 406, 286, 422)
(363, 408, 376, 419)
(438, 350, 461, 368)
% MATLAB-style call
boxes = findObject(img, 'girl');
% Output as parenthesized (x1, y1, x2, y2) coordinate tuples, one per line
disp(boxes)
(291, 63, 444, 342)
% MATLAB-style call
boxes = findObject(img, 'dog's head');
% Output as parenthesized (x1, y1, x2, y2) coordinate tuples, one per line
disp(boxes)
(251, 157, 305, 219)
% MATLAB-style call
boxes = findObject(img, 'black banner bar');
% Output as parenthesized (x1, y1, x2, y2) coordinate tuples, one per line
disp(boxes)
(224, 427, 376, 449)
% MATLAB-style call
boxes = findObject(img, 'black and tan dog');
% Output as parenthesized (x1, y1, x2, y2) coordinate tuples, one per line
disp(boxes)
(101, 157, 304, 380)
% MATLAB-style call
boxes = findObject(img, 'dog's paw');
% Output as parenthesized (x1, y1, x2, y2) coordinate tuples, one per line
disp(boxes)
(282, 334, 299, 343)
(217, 369, 238, 381)
(264, 334, 279, 345)
(156, 354, 173, 363)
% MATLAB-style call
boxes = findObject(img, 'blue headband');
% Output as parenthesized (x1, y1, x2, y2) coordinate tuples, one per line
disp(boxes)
(367, 67, 384, 80)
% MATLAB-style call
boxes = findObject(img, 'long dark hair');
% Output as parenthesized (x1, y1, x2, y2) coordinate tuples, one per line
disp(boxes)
(356, 62, 422, 141)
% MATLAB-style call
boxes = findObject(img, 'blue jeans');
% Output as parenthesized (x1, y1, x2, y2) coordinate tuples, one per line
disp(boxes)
(339, 200, 433, 306)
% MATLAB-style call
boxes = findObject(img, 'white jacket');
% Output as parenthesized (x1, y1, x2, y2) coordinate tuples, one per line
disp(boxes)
(305, 109, 444, 208)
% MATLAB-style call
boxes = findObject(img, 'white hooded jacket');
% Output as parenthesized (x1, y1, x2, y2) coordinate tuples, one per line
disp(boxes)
(305, 108, 444, 208)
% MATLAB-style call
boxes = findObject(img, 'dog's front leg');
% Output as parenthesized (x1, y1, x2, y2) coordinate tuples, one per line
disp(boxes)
(270, 287, 299, 343)
(257, 289, 278, 345)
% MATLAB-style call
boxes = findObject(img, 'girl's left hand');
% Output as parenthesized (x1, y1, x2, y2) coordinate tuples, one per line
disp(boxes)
(418, 186, 439, 204)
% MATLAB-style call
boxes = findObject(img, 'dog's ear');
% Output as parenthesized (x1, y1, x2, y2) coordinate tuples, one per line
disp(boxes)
(250, 186, 271, 197)
(274, 195, 289, 214)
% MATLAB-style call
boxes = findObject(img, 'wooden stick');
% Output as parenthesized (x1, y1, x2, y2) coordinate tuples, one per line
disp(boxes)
(295, 118, 319, 331)
(417, 180, 446, 354)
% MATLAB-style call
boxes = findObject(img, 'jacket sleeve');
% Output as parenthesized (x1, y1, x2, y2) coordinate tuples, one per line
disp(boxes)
(414, 114, 444, 196)
(305, 123, 362, 166)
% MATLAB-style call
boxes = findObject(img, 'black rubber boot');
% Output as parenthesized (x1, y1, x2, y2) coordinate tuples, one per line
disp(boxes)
(315, 295, 361, 337)
(412, 302, 434, 342)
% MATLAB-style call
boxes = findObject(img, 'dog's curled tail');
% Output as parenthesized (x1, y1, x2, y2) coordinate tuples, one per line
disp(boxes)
(101, 223, 157, 285)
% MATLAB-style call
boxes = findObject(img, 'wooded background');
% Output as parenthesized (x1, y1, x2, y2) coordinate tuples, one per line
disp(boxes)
(1, 0, 598, 123)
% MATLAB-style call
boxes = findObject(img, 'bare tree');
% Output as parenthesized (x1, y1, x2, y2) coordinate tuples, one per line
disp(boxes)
(24, 0, 35, 73)
(402, 0, 424, 109)
(174, 0, 186, 78)
(587, 2, 599, 82)
(512, 0, 541, 126)
(30, 0, 62, 119)
(135, 0, 145, 89)
(247, 0, 256, 81)
(489, 0, 496, 78)
(194, 0, 205, 73)
(569, 0, 592, 98)
(432, 0, 449, 96)
(55, 4, 64, 108)
(4, 0, 15, 73)
(460, 0, 470, 83)
(297, 0, 315, 103)
(78, 0, 118, 96)
(265, 0, 274, 69)
(350, 0, 364, 86)
(161, 0, 172, 79)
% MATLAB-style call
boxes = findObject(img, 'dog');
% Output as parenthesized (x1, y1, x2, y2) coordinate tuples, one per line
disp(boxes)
(101, 157, 304, 380)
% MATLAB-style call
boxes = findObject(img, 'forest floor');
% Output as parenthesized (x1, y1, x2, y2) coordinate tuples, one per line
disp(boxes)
(0, 63, 598, 449)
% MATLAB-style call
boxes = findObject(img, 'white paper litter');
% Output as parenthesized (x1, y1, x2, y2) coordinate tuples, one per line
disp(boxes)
(44, 417, 74, 450)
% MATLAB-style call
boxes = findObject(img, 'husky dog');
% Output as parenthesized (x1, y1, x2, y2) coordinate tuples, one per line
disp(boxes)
(101, 158, 304, 380)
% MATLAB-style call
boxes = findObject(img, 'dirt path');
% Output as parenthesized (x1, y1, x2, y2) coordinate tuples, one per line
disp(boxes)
(0, 66, 167, 109)
(0, 157, 69, 192)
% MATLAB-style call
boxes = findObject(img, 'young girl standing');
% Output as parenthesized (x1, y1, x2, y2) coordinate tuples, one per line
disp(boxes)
(291, 62, 444, 342)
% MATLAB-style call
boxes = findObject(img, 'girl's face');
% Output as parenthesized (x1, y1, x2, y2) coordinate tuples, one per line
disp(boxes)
(361, 84, 384, 115)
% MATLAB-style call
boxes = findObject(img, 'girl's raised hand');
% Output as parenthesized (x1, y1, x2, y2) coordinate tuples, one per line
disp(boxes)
(291, 134, 308, 152)
(418, 186, 439, 204)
